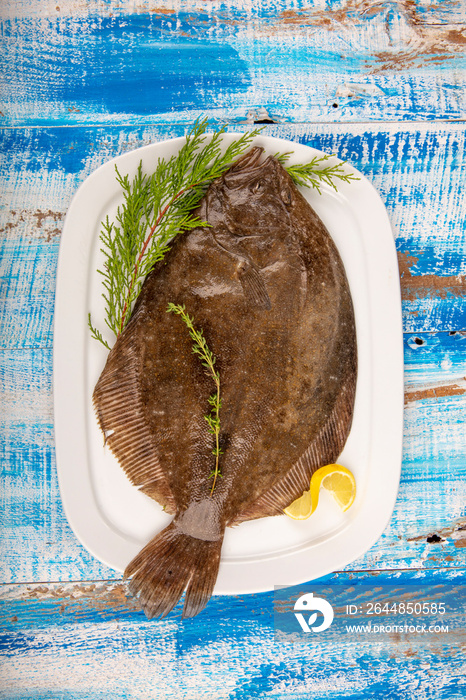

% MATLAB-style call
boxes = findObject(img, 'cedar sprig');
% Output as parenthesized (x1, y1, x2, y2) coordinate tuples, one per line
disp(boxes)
(88, 317, 111, 350)
(167, 302, 223, 495)
(276, 151, 359, 194)
(89, 118, 263, 344)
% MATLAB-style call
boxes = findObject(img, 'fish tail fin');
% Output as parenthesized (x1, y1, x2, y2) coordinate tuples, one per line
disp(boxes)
(125, 522, 223, 619)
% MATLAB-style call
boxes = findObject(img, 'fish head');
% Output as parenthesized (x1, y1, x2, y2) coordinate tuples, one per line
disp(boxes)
(203, 147, 295, 238)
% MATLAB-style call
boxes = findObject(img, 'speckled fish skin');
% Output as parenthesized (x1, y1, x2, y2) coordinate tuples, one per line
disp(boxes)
(93, 147, 357, 619)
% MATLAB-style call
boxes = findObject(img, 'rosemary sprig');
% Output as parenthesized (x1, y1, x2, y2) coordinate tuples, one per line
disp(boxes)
(89, 118, 263, 345)
(167, 303, 223, 495)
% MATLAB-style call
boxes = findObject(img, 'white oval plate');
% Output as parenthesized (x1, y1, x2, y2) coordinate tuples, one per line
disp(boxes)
(54, 134, 403, 594)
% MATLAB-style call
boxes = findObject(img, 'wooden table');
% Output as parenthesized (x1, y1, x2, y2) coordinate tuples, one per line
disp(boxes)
(1, 1, 465, 697)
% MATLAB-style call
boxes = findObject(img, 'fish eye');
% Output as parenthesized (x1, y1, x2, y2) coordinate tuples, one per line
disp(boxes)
(281, 187, 292, 205)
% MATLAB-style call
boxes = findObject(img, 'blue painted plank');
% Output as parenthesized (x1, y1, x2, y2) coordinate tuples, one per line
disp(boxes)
(0, 241, 57, 349)
(1, 3, 465, 127)
(404, 330, 466, 385)
(0, 349, 119, 583)
(1, 123, 465, 580)
(1, 571, 465, 700)
(3, 570, 465, 626)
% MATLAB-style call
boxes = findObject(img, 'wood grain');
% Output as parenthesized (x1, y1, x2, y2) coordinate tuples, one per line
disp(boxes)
(1, 572, 465, 699)
(1, 1, 465, 126)
(1, 122, 465, 581)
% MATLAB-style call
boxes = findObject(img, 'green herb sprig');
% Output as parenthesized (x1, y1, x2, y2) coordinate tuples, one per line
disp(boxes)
(167, 302, 223, 495)
(276, 152, 359, 194)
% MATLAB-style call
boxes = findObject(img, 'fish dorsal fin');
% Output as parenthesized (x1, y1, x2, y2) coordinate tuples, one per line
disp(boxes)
(236, 260, 272, 310)
(93, 329, 177, 513)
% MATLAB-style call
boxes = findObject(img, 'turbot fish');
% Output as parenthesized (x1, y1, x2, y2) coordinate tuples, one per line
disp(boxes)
(93, 147, 357, 618)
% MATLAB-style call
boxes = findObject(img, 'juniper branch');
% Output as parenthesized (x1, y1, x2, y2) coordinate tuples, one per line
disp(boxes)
(283, 154, 359, 194)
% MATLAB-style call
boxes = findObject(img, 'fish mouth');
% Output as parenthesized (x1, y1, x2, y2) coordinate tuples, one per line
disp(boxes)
(223, 146, 271, 189)
(229, 146, 264, 172)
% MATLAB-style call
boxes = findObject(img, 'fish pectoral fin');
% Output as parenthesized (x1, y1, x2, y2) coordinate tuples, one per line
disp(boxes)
(236, 261, 271, 310)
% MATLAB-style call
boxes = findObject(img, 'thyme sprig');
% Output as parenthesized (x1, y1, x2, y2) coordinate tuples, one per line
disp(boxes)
(89, 120, 358, 347)
(167, 303, 223, 495)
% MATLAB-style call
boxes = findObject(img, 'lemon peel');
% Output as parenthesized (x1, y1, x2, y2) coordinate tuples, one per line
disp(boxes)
(284, 464, 356, 520)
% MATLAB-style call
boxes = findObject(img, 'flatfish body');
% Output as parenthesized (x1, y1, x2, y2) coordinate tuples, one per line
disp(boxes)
(93, 147, 357, 618)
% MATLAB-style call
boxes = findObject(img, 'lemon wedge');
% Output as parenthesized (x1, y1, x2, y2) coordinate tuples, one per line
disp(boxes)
(284, 464, 356, 520)
(282, 488, 316, 520)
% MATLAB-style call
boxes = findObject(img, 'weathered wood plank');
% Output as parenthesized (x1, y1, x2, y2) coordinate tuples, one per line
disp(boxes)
(1, 123, 465, 350)
(0, 348, 120, 583)
(1, 572, 465, 700)
(1, 1, 465, 127)
(1, 331, 465, 583)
